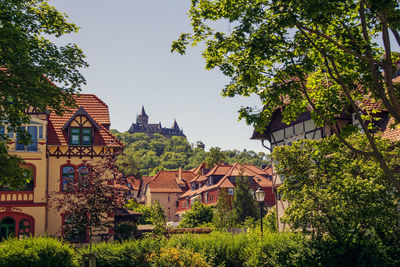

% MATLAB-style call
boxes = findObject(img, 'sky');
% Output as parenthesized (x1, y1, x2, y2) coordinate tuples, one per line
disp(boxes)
(48, 0, 265, 153)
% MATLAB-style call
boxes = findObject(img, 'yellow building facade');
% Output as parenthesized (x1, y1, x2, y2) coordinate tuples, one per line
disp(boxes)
(0, 94, 123, 241)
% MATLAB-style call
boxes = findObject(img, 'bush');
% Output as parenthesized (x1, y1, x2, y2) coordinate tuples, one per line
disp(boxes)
(78, 237, 164, 267)
(0, 237, 77, 267)
(166, 231, 255, 266)
(149, 247, 209, 267)
(246, 232, 312, 267)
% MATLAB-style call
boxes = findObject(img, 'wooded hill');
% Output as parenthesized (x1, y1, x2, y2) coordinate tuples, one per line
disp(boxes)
(110, 130, 270, 176)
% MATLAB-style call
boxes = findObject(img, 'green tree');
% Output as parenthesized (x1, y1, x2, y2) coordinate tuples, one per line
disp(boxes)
(126, 200, 167, 236)
(205, 147, 226, 168)
(179, 202, 214, 228)
(0, 0, 87, 186)
(274, 135, 400, 260)
(232, 174, 258, 224)
(114, 132, 269, 176)
(172, 0, 400, 192)
(125, 200, 153, 225)
(150, 201, 167, 236)
(213, 189, 236, 229)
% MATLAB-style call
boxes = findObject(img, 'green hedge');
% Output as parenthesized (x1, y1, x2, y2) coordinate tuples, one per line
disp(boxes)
(1, 231, 397, 267)
(78, 237, 163, 267)
(0, 237, 77, 267)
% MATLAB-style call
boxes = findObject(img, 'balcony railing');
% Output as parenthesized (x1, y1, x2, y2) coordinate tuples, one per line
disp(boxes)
(0, 191, 34, 203)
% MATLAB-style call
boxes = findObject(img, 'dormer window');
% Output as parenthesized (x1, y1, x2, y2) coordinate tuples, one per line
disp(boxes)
(70, 127, 92, 146)
(63, 107, 100, 147)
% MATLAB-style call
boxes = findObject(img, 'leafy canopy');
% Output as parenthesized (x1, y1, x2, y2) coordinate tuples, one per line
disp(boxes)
(113, 131, 269, 176)
(172, 0, 400, 191)
(0, 0, 87, 186)
(274, 134, 400, 251)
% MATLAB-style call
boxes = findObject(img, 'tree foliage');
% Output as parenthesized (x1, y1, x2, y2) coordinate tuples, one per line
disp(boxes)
(0, 0, 87, 185)
(179, 202, 214, 228)
(204, 147, 226, 168)
(49, 158, 126, 251)
(232, 175, 258, 224)
(172, 0, 400, 191)
(213, 189, 236, 229)
(113, 131, 269, 176)
(126, 200, 167, 236)
(274, 135, 400, 257)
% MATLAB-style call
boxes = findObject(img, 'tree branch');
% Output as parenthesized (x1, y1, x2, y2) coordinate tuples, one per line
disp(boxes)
(358, 1, 400, 124)
(294, 22, 384, 68)
(390, 28, 400, 48)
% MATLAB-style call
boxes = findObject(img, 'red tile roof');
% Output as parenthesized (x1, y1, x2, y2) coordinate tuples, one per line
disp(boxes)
(206, 164, 233, 176)
(180, 163, 273, 198)
(126, 176, 141, 191)
(47, 94, 122, 147)
(148, 170, 195, 193)
(381, 117, 400, 141)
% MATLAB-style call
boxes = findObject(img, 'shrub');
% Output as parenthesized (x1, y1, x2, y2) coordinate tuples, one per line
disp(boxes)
(149, 247, 209, 267)
(179, 202, 213, 228)
(166, 231, 253, 266)
(0, 237, 77, 267)
(246, 231, 312, 267)
(78, 237, 164, 267)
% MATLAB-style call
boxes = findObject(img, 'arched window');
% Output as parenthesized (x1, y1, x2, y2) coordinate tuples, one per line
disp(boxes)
(62, 166, 75, 192)
(18, 219, 31, 237)
(0, 217, 15, 240)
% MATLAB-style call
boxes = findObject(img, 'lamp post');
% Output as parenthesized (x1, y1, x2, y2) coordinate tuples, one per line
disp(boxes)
(255, 187, 266, 238)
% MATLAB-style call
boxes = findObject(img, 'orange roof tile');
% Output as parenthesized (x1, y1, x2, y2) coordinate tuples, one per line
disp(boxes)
(47, 94, 123, 147)
(148, 170, 195, 193)
(380, 117, 400, 141)
(179, 163, 273, 199)
(126, 176, 141, 191)
(206, 164, 233, 176)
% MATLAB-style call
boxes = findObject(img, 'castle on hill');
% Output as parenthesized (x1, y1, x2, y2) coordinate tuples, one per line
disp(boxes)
(128, 106, 186, 138)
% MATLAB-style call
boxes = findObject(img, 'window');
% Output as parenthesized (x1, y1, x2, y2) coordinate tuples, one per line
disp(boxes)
(16, 125, 40, 151)
(63, 214, 87, 242)
(0, 165, 35, 191)
(7, 128, 13, 138)
(23, 165, 34, 191)
(204, 192, 208, 203)
(228, 188, 234, 196)
(62, 166, 75, 192)
(18, 219, 31, 238)
(70, 127, 92, 146)
(168, 196, 170, 202)
(0, 217, 15, 240)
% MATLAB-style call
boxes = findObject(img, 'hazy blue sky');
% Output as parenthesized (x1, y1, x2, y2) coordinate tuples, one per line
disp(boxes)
(49, 0, 265, 153)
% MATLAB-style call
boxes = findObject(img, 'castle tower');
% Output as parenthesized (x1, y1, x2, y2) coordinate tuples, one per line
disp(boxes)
(172, 119, 180, 130)
(136, 105, 149, 126)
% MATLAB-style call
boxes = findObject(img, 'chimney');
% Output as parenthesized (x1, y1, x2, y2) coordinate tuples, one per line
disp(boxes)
(179, 166, 182, 179)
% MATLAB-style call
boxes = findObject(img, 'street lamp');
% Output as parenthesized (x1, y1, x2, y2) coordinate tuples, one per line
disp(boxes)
(255, 187, 266, 238)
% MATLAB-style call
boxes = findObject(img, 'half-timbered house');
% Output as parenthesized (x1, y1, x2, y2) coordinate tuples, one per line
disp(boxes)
(251, 94, 400, 231)
(0, 94, 123, 241)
